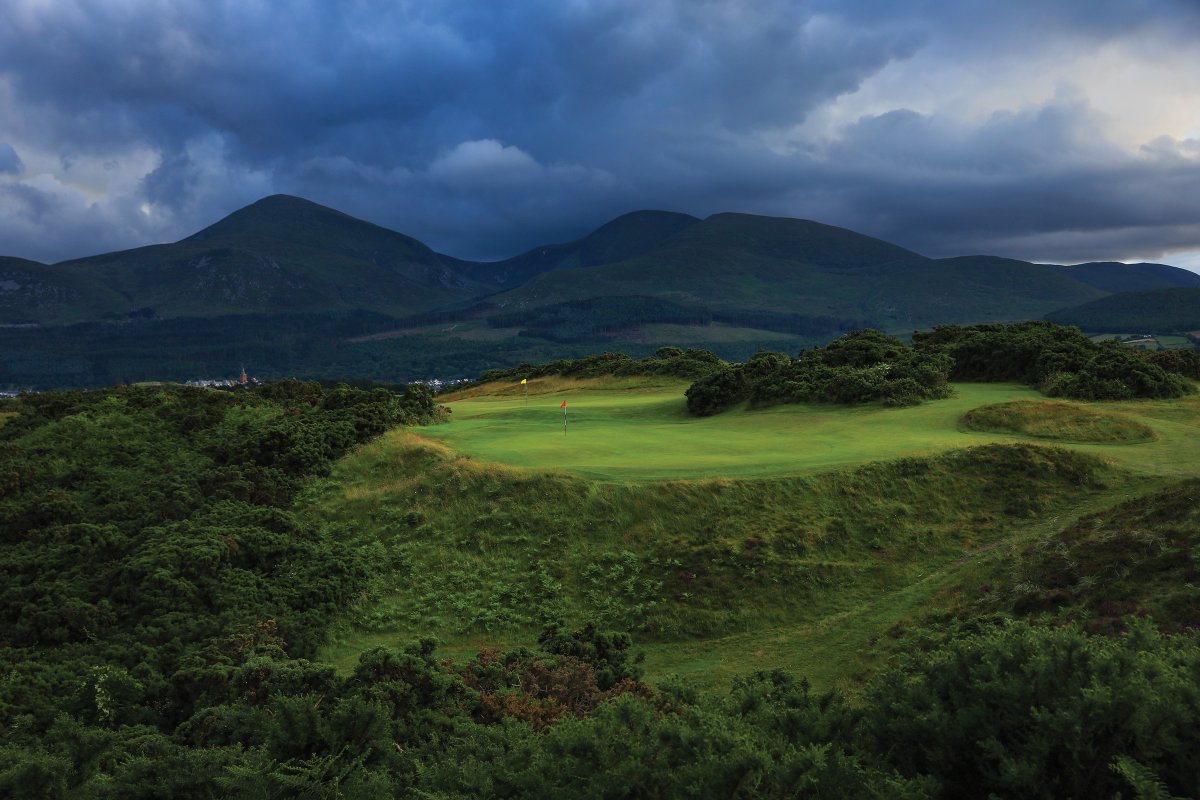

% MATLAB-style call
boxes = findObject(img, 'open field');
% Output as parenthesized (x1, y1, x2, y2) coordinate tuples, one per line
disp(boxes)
(310, 378, 1200, 693)
(1089, 332, 1195, 350)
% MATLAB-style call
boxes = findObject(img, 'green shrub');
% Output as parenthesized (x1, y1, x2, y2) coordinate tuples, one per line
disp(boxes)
(865, 620, 1200, 799)
(686, 331, 953, 416)
(914, 321, 1193, 400)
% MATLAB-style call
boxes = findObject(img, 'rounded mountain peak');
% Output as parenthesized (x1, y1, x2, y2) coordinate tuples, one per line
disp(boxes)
(182, 195, 433, 258)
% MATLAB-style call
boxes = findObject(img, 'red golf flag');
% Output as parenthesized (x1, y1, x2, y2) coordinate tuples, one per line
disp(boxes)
(560, 400, 567, 408)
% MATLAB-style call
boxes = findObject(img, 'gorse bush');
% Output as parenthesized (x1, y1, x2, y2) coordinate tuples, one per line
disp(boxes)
(686, 330, 953, 416)
(406, 622, 1200, 799)
(1145, 348, 1200, 380)
(913, 321, 1194, 400)
(0, 381, 439, 795)
(864, 620, 1200, 799)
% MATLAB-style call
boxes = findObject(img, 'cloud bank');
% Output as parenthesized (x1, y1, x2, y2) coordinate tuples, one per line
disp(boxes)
(0, 0, 1198, 267)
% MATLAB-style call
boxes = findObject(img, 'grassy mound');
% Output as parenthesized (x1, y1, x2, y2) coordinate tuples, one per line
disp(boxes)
(961, 400, 1156, 443)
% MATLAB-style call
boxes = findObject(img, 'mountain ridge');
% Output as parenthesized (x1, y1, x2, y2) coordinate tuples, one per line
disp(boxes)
(482, 216, 1145, 330)
(456, 209, 701, 290)
(17, 195, 488, 324)
(1046, 287, 1200, 332)
(2, 194, 1198, 334)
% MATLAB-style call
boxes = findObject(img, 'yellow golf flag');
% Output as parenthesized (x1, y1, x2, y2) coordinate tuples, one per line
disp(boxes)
(520, 378, 527, 385)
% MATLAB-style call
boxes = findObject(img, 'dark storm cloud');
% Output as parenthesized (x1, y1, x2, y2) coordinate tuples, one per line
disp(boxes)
(800, 96, 1200, 263)
(0, 0, 1198, 265)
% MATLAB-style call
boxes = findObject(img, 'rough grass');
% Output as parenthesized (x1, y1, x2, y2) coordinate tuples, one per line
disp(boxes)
(961, 400, 1156, 444)
(306, 433, 1131, 692)
(978, 478, 1200, 632)
(1156, 335, 1193, 349)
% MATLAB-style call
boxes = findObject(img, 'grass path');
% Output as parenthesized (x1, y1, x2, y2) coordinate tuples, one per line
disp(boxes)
(634, 479, 1169, 693)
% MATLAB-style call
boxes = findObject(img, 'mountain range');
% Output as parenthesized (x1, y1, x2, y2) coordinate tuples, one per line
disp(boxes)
(4, 194, 1199, 331)
(2, 194, 1198, 387)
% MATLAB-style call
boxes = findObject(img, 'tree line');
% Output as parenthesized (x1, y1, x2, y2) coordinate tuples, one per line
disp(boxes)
(684, 322, 1197, 416)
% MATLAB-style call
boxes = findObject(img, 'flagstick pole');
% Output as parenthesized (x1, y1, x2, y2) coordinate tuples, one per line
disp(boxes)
(563, 405, 567, 435)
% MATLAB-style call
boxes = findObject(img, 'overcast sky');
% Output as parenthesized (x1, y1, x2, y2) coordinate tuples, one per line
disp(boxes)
(2, 0, 1199, 271)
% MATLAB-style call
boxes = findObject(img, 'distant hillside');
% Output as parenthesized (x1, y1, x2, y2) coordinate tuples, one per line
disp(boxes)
(18, 196, 489, 324)
(1046, 287, 1200, 332)
(1044, 261, 1200, 293)
(488, 215, 1110, 331)
(456, 210, 700, 289)
(0, 256, 128, 325)
(4, 194, 1200, 385)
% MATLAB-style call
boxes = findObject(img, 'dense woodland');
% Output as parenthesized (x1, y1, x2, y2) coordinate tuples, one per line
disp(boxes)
(485, 296, 865, 343)
(3, 293, 1197, 395)
(0, 312, 608, 390)
(0, 311, 811, 391)
(2, 362, 1200, 797)
(1045, 287, 1200, 332)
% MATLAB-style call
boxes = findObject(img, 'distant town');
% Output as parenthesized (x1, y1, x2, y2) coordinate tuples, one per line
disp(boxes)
(2, 370, 471, 398)
(182, 371, 471, 392)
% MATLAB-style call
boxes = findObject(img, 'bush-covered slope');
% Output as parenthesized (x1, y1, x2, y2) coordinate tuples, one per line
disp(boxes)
(982, 479, 1200, 631)
(0, 381, 449, 795)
